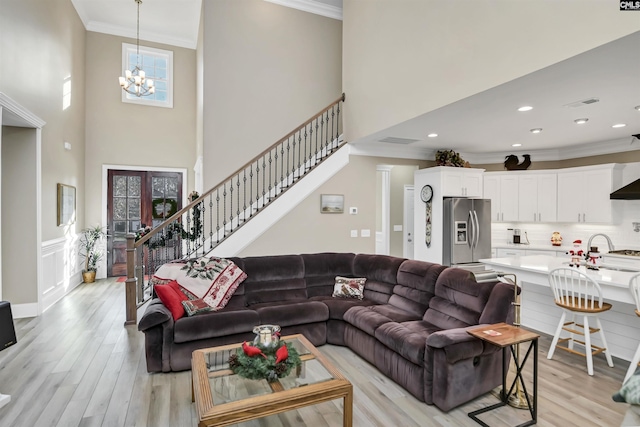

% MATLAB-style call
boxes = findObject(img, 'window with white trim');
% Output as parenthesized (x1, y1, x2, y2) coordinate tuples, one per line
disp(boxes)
(121, 43, 173, 108)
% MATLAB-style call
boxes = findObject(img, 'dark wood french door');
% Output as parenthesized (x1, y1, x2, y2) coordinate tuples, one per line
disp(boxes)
(107, 170, 183, 277)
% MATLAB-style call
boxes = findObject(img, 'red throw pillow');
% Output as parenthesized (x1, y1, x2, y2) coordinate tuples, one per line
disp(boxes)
(155, 280, 188, 320)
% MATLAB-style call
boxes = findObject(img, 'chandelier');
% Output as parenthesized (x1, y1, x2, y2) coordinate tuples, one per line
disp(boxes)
(118, 0, 154, 97)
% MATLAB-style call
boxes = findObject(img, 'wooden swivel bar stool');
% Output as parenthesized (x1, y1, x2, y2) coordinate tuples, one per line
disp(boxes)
(624, 273, 640, 383)
(547, 267, 614, 376)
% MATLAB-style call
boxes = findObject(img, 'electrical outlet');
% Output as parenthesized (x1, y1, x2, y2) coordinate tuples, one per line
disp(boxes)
(350, 230, 358, 238)
(361, 229, 371, 237)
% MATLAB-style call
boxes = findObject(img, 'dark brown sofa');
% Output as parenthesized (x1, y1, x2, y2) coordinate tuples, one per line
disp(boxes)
(137, 253, 515, 412)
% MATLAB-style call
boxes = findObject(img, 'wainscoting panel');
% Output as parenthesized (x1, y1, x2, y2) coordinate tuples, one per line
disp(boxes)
(39, 237, 82, 316)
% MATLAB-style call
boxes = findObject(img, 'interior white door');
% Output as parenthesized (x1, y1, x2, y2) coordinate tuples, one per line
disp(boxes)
(403, 186, 414, 259)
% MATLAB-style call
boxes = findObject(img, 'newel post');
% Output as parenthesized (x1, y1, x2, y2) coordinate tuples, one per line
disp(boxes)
(124, 233, 137, 326)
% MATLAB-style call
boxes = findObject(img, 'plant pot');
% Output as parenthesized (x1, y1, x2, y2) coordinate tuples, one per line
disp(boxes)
(82, 271, 96, 283)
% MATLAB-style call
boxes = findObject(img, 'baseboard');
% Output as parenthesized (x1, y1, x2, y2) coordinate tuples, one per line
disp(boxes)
(11, 303, 38, 319)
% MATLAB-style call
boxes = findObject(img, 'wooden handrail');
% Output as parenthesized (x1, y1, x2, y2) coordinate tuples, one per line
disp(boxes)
(134, 93, 345, 248)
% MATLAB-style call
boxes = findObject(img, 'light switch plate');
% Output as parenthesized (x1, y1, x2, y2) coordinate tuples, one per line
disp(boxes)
(350, 230, 358, 237)
(393, 225, 403, 232)
(361, 229, 371, 237)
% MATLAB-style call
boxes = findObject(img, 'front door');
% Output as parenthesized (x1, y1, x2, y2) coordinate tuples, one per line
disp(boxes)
(107, 170, 182, 277)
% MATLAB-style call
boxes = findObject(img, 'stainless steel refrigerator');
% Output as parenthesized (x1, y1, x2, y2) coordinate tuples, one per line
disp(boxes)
(443, 198, 492, 265)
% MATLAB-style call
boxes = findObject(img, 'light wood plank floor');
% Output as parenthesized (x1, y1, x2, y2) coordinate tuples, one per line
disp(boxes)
(0, 278, 632, 426)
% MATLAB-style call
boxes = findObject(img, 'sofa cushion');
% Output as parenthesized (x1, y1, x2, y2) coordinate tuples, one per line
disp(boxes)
(309, 296, 376, 320)
(375, 320, 441, 365)
(173, 308, 259, 343)
(353, 254, 405, 284)
(242, 255, 307, 305)
(344, 306, 395, 336)
(255, 301, 329, 327)
(423, 268, 494, 329)
(389, 261, 448, 316)
(368, 304, 422, 323)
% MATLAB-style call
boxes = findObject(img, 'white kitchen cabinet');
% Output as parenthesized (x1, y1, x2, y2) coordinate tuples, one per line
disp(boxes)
(496, 248, 525, 257)
(518, 173, 557, 222)
(483, 173, 518, 222)
(441, 168, 484, 197)
(526, 249, 557, 256)
(557, 164, 623, 223)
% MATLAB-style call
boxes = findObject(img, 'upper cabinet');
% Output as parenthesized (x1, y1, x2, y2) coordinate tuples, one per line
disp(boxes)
(556, 164, 623, 223)
(518, 173, 557, 223)
(441, 168, 484, 197)
(483, 173, 518, 222)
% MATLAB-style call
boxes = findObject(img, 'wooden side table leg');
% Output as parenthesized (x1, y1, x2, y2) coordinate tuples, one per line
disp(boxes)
(343, 386, 353, 427)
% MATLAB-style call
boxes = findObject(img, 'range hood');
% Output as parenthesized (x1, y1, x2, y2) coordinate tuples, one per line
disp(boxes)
(610, 179, 640, 200)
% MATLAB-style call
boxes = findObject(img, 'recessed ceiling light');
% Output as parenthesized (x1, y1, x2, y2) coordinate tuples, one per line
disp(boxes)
(574, 118, 589, 124)
(512, 143, 522, 147)
(530, 128, 542, 134)
(427, 133, 438, 138)
(635, 105, 640, 111)
(518, 106, 533, 112)
(612, 123, 627, 128)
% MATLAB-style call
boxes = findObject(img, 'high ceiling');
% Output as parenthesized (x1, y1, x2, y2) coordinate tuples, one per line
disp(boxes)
(71, 0, 638, 161)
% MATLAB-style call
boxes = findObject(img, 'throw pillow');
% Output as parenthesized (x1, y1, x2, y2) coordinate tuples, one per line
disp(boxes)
(614, 368, 640, 404)
(332, 276, 366, 300)
(154, 280, 189, 320)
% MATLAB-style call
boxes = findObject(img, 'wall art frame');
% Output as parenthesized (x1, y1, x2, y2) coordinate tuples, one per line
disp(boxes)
(57, 183, 76, 226)
(320, 194, 344, 214)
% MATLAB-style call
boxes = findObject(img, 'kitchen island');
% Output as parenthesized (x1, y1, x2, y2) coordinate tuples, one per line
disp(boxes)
(480, 255, 640, 362)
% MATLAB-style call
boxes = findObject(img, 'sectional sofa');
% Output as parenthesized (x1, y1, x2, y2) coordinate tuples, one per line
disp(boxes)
(137, 253, 516, 412)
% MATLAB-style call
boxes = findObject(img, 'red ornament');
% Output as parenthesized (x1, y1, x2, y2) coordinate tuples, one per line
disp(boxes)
(275, 344, 289, 364)
(242, 341, 267, 359)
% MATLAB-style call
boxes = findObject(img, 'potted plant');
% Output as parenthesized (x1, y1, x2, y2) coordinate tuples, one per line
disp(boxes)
(79, 225, 106, 283)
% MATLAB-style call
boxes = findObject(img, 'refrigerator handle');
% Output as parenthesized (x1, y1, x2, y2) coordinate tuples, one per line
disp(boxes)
(467, 211, 473, 249)
(472, 210, 480, 249)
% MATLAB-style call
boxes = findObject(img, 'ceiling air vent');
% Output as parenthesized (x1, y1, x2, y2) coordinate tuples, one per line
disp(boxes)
(379, 137, 419, 145)
(563, 97, 600, 108)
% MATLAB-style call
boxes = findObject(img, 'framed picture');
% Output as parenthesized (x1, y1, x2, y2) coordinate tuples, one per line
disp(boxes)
(57, 184, 76, 226)
(320, 194, 344, 214)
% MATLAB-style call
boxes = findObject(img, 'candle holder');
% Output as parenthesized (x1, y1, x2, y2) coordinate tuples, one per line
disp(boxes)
(252, 324, 281, 348)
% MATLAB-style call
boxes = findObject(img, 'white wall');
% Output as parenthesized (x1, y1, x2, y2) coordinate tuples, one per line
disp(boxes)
(343, 0, 640, 144)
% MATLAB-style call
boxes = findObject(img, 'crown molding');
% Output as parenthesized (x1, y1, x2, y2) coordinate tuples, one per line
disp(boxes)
(264, 0, 343, 20)
(460, 136, 640, 164)
(86, 21, 197, 50)
(0, 92, 46, 129)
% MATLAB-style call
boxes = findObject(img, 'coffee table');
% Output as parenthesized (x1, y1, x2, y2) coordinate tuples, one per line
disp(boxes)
(191, 334, 353, 427)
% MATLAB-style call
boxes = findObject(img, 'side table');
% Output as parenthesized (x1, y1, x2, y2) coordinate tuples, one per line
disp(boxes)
(467, 323, 539, 427)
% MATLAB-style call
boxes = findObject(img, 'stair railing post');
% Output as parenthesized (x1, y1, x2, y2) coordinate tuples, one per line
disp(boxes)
(125, 233, 137, 326)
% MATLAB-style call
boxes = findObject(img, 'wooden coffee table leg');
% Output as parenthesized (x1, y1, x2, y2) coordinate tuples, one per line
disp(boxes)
(343, 387, 353, 427)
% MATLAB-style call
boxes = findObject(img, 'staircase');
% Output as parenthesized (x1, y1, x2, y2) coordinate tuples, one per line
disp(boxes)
(124, 94, 346, 325)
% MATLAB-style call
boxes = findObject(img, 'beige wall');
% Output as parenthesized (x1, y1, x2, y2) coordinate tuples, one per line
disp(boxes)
(476, 150, 640, 171)
(202, 0, 342, 189)
(239, 155, 429, 257)
(2, 127, 38, 304)
(0, 0, 86, 241)
(343, 0, 640, 143)
(84, 32, 197, 225)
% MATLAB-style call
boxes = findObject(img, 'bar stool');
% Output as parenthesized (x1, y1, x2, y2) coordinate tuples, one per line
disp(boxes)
(624, 273, 640, 383)
(547, 267, 614, 375)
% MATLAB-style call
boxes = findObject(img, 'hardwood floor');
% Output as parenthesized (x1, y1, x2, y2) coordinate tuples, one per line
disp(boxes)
(0, 278, 631, 426)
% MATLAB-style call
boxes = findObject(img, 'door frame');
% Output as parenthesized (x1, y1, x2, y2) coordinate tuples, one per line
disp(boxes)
(403, 185, 414, 258)
(101, 164, 188, 278)
(376, 165, 393, 255)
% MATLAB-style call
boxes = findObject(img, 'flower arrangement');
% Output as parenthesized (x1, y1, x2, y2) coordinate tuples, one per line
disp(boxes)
(228, 341, 301, 382)
(435, 149, 470, 167)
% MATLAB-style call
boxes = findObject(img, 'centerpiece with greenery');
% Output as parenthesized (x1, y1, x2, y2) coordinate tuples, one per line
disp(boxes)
(228, 340, 302, 382)
(79, 225, 107, 283)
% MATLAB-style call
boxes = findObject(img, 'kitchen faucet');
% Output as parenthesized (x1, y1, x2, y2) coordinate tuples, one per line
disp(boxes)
(586, 233, 615, 253)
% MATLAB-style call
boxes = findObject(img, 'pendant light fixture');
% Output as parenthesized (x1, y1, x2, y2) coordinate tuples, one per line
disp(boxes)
(118, 0, 155, 97)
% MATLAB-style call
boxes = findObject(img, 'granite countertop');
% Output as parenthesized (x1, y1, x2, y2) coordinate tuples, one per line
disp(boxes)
(493, 243, 571, 251)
